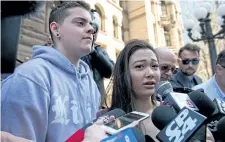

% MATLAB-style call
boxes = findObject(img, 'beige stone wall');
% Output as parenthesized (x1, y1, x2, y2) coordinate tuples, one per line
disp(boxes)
(120, 0, 184, 54)
(17, 0, 184, 61)
(18, 2, 54, 62)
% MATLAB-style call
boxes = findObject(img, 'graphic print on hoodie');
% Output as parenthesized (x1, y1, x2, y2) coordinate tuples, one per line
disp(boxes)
(1, 45, 101, 142)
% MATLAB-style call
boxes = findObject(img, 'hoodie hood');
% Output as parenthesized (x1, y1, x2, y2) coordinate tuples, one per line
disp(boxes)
(32, 45, 90, 77)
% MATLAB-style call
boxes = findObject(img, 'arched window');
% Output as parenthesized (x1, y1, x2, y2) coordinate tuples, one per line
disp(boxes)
(95, 4, 105, 32)
(164, 27, 171, 46)
(113, 16, 118, 38)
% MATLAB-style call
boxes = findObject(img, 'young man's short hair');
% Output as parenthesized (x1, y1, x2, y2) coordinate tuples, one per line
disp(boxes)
(178, 43, 201, 58)
(48, 1, 91, 43)
(216, 49, 225, 67)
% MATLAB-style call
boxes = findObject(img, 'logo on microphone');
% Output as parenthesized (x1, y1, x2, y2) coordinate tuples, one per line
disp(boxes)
(124, 135, 131, 142)
(172, 92, 199, 111)
(157, 107, 206, 142)
(186, 100, 195, 108)
(165, 108, 197, 142)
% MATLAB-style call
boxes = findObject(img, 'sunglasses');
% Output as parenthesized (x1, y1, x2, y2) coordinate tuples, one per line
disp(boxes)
(160, 65, 177, 74)
(181, 58, 200, 65)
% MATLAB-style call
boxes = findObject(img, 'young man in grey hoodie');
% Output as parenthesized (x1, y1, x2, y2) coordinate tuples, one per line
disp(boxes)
(1, 1, 107, 142)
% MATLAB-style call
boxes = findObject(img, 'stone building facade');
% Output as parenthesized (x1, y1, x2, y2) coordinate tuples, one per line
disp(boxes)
(17, 0, 184, 62)
(120, 0, 184, 53)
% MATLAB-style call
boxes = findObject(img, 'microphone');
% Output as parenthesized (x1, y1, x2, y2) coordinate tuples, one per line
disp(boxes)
(156, 107, 207, 142)
(156, 82, 219, 141)
(100, 127, 145, 142)
(208, 99, 225, 140)
(173, 87, 194, 94)
(66, 108, 125, 142)
(188, 90, 217, 118)
(2, 1, 44, 17)
(151, 105, 177, 130)
(216, 116, 225, 142)
(1, 1, 44, 74)
(155, 81, 199, 112)
(188, 90, 225, 141)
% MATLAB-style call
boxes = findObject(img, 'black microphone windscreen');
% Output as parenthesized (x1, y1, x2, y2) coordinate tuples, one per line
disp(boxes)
(217, 116, 225, 137)
(151, 105, 177, 130)
(188, 90, 216, 117)
(145, 135, 155, 142)
(173, 87, 193, 94)
(2, 1, 45, 17)
(132, 128, 146, 142)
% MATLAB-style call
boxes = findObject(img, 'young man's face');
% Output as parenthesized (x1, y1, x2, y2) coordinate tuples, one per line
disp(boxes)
(59, 7, 94, 58)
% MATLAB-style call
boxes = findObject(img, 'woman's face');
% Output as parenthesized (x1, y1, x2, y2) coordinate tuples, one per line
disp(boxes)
(129, 48, 160, 99)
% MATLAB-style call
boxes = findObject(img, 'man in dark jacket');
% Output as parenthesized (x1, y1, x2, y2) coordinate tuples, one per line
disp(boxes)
(170, 43, 202, 89)
(81, 10, 114, 107)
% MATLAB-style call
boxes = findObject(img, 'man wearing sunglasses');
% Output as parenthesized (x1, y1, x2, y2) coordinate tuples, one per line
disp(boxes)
(170, 43, 202, 88)
(155, 47, 177, 81)
(193, 49, 225, 101)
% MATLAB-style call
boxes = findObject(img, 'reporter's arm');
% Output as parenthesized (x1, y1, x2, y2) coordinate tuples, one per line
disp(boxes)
(91, 46, 114, 78)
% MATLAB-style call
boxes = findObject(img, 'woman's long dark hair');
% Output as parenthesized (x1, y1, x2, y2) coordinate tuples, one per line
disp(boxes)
(107, 39, 158, 113)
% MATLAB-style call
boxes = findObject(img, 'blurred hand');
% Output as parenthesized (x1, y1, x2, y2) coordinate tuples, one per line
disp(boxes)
(82, 119, 108, 142)
(82, 115, 139, 142)
(1, 131, 34, 142)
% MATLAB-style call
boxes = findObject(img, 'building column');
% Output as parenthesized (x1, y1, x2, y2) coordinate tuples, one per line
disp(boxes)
(144, 0, 155, 46)
(117, 19, 123, 41)
(170, 27, 179, 49)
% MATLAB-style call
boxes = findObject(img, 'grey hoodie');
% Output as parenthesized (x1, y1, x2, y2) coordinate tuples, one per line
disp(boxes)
(1, 45, 101, 142)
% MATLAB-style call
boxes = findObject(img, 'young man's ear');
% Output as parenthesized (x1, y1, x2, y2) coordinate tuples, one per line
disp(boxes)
(50, 22, 60, 38)
(215, 64, 222, 75)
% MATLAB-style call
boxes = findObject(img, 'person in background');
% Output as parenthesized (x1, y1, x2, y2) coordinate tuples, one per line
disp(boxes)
(81, 10, 114, 108)
(170, 43, 202, 89)
(193, 49, 225, 101)
(155, 47, 177, 81)
(1, 1, 108, 141)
